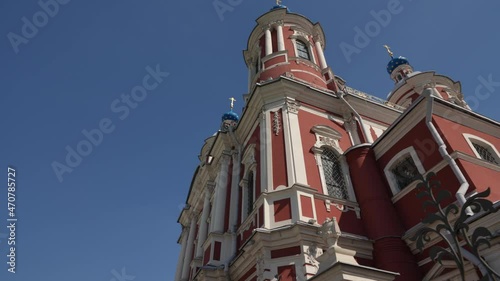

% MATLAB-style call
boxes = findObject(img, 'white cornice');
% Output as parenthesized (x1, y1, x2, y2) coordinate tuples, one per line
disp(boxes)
(432, 100, 500, 138)
(373, 99, 427, 159)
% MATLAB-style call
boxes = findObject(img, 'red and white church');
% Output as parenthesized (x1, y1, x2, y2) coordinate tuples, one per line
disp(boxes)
(175, 4, 500, 281)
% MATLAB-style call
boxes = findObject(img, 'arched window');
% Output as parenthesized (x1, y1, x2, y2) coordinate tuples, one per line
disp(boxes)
(246, 171, 254, 215)
(389, 155, 419, 190)
(463, 134, 500, 165)
(384, 147, 425, 196)
(296, 40, 311, 60)
(472, 143, 499, 164)
(320, 147, 348, 199)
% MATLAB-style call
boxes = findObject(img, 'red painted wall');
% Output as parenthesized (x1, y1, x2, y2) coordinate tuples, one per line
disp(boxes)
(263, 55, 287, 68)
(274, 198, 292, 222)
(378, 119, 443, 181)
(283, 26, 294, 53)
(203, 247, 210, 265)
(346, 146, 422, 281)
(314, 198, 341, 225)
(300, 195, 314, 218)
(271, 246, 301, 259)
(393, 166, 460, 230)
(298, 109, 350, 193)
(239, 266, 256, 281)
(433, 115, 500, 157)
(277, 265, 296, 281)
(213, 241, 221, 261)
(459, 159, 500, 200)
(271, 29, 277, 53)
(259, 206, 264, 227)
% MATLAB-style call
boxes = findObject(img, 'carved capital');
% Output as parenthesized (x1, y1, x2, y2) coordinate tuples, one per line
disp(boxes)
(285, 99, 299, 114)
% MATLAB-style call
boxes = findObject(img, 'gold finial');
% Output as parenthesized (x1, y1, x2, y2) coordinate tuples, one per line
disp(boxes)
(229, 97, 236, 110)
(276, 0, 282, 5)
(383, 45, 394, 58)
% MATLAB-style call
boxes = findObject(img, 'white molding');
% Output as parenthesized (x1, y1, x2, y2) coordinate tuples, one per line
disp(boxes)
(297, 191, 317, 222)
(373, 100, 426, 159)
(384, 146, 426, 196)
(282, 98, 308, 186)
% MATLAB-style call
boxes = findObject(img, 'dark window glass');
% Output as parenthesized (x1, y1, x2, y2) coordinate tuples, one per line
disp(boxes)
(390, 155, 419, 190)
(321, 148, 348, 199)
(473, 143, 499, 164)
(296, 40, 310, 60)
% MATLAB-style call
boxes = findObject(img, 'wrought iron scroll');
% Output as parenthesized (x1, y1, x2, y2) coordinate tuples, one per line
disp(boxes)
(411, 172, 499, 281)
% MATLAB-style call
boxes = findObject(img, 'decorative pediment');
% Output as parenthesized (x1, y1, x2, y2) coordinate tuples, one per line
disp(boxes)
(311, 125, 342, 139)
(311, 125, 343, 150)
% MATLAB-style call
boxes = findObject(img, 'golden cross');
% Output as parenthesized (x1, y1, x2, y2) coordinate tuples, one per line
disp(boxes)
(383, 45, 394, 58)
(229, 97, 236, 110)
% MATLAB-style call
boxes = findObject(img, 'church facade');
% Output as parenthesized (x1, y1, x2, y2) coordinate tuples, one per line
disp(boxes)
(175, 5, 500, 281)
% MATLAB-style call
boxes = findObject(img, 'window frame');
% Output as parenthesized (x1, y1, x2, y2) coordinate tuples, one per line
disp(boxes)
(296, 39, 311, 60)
(240, 144, 257, 222)
(319, 146, 349, 200)
(384, 147, 426, 196)
(310, 125, 356, 202)
(463, 133, 500, 165)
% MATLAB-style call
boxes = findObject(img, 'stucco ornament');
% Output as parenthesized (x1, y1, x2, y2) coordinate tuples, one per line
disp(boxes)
(306, 244, 322, 270)
(318, 217, 342, 248)
(315, 217, 358, 274)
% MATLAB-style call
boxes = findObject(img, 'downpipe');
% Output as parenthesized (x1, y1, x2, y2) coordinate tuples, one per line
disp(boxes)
(423, 87, 489, 277)
(339, 91, 372, 144)
(423, 87, 472, 216)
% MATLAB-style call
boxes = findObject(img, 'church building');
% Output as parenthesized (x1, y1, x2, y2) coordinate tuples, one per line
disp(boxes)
(175, 3, 500, 281)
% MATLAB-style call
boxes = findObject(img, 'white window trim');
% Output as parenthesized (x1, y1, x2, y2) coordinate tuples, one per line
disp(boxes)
(311, 125, 357, 202)
(384, 146, 426, 196)
(463, 133, 500, 164)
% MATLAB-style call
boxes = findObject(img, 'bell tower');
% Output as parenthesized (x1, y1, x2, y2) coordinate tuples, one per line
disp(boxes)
(243, 5, 338, 92)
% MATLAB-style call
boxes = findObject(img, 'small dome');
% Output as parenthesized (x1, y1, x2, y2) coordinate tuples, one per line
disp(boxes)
(270, 4, 289, 11)
(222, 111, 239, 122)
(386, 56, 410, 74)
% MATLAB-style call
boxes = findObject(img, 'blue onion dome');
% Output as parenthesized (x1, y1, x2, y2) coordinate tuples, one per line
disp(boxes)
(386, 56, 410, 74)
(271, 4, 289, 11)
(222, 110, 239, 122)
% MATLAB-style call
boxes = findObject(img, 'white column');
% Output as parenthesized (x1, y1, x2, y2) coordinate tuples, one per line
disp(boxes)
(212, 153, 231, 233)
(228, 151, 241, 233)
(181, 217, 197, 280)
(315, 41, 327, 69)
(282, 98, 308, 186)
(276, 24, 285, 51)
(265, 26, 272, 56)
(195, 189, 212, 258)
(260, 110, 272, 192)
(175, 228, 188, 281)
(228, 151, 241, 258)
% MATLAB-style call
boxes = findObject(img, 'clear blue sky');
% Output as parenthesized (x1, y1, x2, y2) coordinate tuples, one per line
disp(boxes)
(0, 1, 499, 280)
